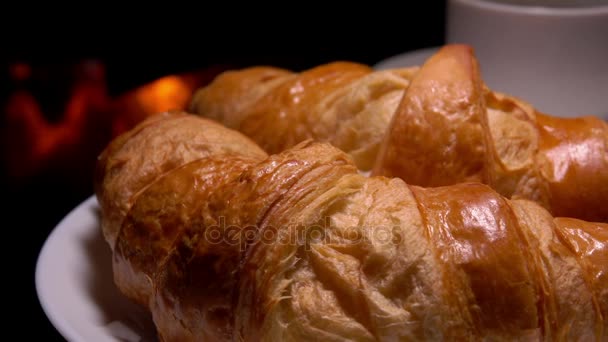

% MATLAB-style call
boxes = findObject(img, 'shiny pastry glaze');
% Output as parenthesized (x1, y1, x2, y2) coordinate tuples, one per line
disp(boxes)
(96, 113, 608, 341)
(373, 44, 486, 187)
(96, 70, 608, 340)
(94, 112, 267, 248)
(536, 113, 608, 221)
(190, 61, 418, 171)
(191, 44, 607, 222)
(412, 183, 540, 340)
(113, 156, 256, 307)
(240, 62, 372, 153)
(373, 44, 608, 222)
(554, 217, 608, 338)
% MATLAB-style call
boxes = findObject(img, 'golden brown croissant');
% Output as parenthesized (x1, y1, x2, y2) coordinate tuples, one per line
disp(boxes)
(188, 62, 418, 171)
(94, 111, 268, 248)
(188, 45, 608, 222)
(373, 45, 608, 223)
(96, 113, 607, 341)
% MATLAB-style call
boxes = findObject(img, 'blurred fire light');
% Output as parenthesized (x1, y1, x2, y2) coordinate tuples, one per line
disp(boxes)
(2, 62, 230, 182)
(110, 65, 229, 135)
(135, 75, 191, 115)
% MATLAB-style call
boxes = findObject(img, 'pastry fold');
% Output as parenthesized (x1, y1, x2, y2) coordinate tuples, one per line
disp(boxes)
(95, 113, 607, 341)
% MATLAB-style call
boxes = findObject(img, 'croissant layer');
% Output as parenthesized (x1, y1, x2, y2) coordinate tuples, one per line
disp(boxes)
(374, 45, 608, 222)
(94, 111, 267, 248)
(96, 113, 607, 341)
(190, 62, 418, 171)
(190, 44, 608, 222)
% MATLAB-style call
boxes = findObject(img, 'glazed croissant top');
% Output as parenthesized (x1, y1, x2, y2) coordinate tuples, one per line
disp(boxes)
(94, 111, 268, 247)
(189, 62, 418, 171)
(95, 112, 607, 341)
(189, 45, 608, 222)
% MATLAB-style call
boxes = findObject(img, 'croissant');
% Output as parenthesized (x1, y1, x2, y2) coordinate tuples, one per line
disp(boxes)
(188, 62, 418, 172)
(95, 112, 607, 341)
(94, 111, 268, 248)
(188, 44, 608, 222)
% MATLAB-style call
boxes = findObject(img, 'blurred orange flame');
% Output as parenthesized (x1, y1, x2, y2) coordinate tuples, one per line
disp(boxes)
(3, 63, 229, 181)
(135, 75, 191, 115)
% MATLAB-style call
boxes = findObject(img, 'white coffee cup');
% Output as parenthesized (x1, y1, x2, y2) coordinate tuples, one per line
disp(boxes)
(446, 0, 608, 119)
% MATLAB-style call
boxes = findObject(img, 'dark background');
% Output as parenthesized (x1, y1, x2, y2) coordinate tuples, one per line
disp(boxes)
(2, 5, 446, 340)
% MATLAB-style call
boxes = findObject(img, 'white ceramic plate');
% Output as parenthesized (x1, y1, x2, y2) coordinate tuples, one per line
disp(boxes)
(373, 46, 439, 70)
(374, 47, 607, 119)
(35, 195, 158, 342)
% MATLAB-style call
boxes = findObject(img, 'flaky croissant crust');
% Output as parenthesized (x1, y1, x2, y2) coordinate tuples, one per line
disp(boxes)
(96, 112, 607, 341)
(190, 45, 608, 222)
(189, 62, 418, 172)
(373, 45, 608, 223)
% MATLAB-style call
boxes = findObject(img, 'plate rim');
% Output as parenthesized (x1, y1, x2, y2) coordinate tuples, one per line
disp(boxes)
(35, 194, 98, 342)
(373, 46, 440, 70)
